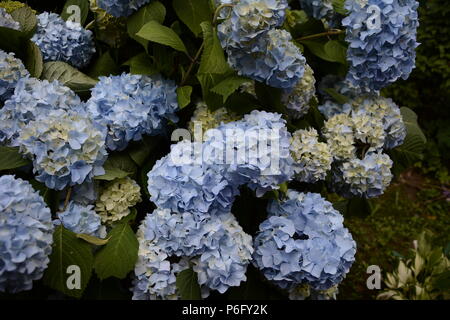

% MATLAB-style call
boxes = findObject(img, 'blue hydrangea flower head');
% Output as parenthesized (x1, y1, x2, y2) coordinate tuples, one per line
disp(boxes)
(31, 12, 96, 68)
(0, 77, 83, 145)
(202, 110, 294, 196)
(330, 149, 393, 198)
(0, 175, 54, 293)
(218, 0, 288, 47)
(0, 7, 20, 30)
(253, 190, 356, 290)
(320, 95, 406, 151)
(86, 73, 179, 151)
(147, 141, 239, 217)
(290, 128, 332, 183)
(16, 109, 108, 190)
(132, 209, 253, 299)
(132, 212, 190, 300)
(224, 28, 306, 88)
(0, 49, 29, 103)
(342, 0, 419, 91)
(55, 201, 106, 237)
(97, 0, 152, 17)
(192, 213, 253, 295)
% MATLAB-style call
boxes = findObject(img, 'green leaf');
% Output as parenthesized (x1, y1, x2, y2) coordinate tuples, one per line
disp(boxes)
(43, 226, 94, 298)
(198, 21, 230, 74)
(123, 52, 158, 75)
(10, 6, 37, 37)
(127, 1, 166, 49)
(389, 107, 427, 172)
(301, 39, 347, 63)
(176, 268, 201, 300)
(95, 153, 137, 181)
(0, 26, 28, 56)
(136, 20, 187, 53)
(197, 72, 232, 110)
(323, 40, 347, 64)
(76, 234, 110, 246)
(332, 0, 348, 15)
(128, 136, 155, 166)
(41, 61, 98, 93)
(61, 0, 89, 26)
(324, 88, 349, 104)
(88, 51, 120, 79)
(211, 76, 250, 103)
(94, 222, 138, 280)
(24, 41, 43, 78)
(0, 146, 30, 171)
(176, 86, 193, 109)
(172, 0, 212, 37)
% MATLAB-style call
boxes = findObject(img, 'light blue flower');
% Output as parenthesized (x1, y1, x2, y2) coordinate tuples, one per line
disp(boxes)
(223, 29, 307, 89)
(218, 0, 288, 48)
(0, 8, 20, 30)
(192, 213, 253, 295)
(97, 0, 152, 17)
(330, 149, 393, 198)
(132, 210, 253, 298)
(253, 190, 356, 290)
(0, 77, 83, 145)
(0, 49, 29, 104)
(147, 141, 239, 217)
(86, 73, 179, 151)
(204, 110, 294, 196)
(31, 12, 95, 68)
(0, 175, 54, 293)
(16, 109, 108, 190)
(55, 201, 105, 237)
(342, 0, 419, 91)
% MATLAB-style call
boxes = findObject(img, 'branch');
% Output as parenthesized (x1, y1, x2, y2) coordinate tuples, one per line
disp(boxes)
(297, 29, 344, 42)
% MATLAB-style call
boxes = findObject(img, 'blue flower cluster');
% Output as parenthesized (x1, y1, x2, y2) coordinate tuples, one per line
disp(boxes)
(97, 0, 152, 17)
(148, 110, 294, 217)
(55, 201, 106, 238)
(86, 73, 179, 151)
(218, 0, 306, 88)
(139, 110, 294, 297)
(0, 77, 82, 145)
(342, 0, 419, 91)
(330, 149, 393, 198)
(253, 190, 356, 290)
(31, 12, 95, 69)
(0, 49, 29, 103)
(0, 175, 54, 293)
(132, 209, 253, 299)
(0, 7, 20, 30)
(16, 109, 108, 190)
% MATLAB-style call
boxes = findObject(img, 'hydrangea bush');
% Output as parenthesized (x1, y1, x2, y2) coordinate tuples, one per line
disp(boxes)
(0, 0, 425, 301)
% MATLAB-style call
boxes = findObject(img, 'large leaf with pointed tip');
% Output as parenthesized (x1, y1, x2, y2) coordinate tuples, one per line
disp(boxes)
(41, 61, 97, 93)
(43, 226, 94, 298)
(0, 146, 30, 171)
(176, 268, 201, 300)
(93, 222, 138, 280)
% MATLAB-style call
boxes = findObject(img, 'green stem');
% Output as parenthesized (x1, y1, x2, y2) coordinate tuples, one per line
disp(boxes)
(180, 42, 204, 86)
(297, 29, 344, 42)
(213, 3, 234, 25)
(62, 187, 72, 212)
